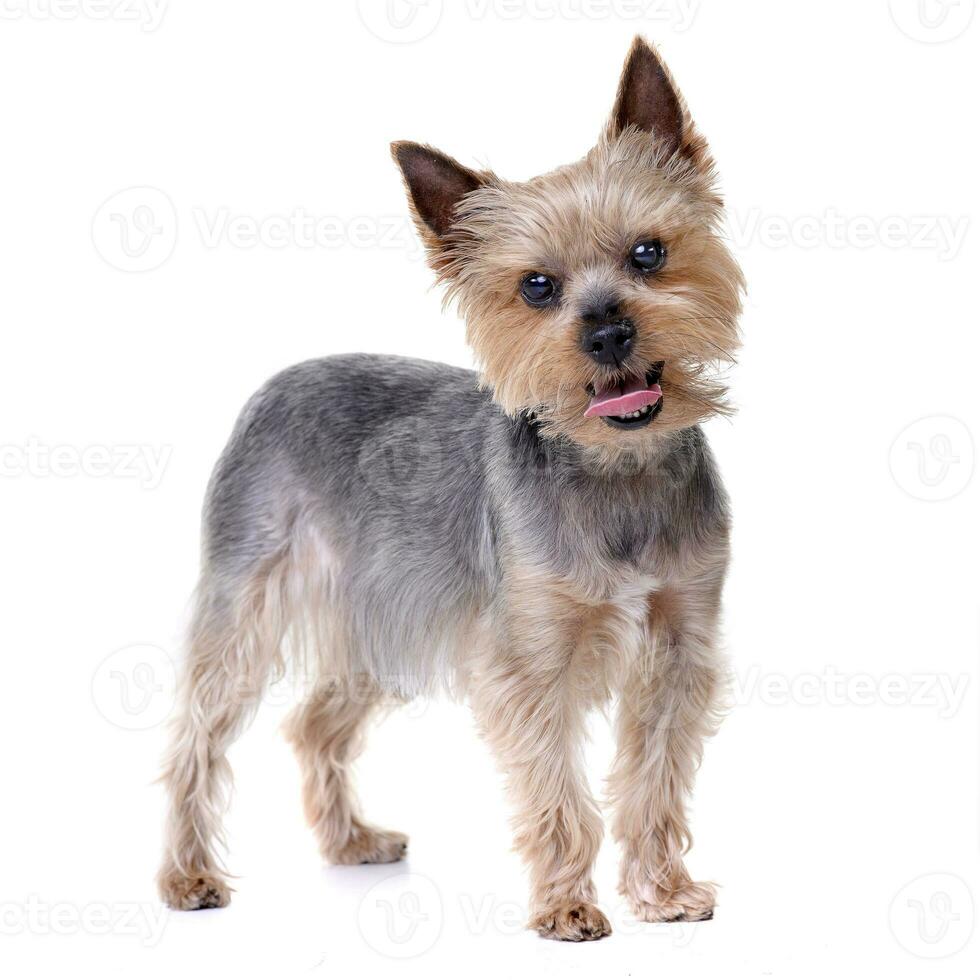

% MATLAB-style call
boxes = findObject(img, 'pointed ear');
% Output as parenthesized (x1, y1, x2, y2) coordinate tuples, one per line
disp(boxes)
(391, 141, 487, 241)
(609, 36, 687, 155)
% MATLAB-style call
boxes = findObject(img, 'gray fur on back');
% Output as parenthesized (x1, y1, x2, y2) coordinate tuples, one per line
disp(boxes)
(201, 353, 729, 695)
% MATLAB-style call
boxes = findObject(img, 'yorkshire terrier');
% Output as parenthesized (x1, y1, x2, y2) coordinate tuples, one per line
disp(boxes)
(157, 36, 743, 942)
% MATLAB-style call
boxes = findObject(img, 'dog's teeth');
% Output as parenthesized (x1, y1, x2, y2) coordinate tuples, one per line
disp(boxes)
(613, 408, 652, 422)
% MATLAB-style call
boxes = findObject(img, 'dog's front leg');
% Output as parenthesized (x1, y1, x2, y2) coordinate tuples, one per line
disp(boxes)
(471, 579, 610, 942)
(609, 579, 726, 923)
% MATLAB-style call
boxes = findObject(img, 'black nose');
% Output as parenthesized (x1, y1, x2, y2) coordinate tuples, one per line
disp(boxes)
(581, 319, 636, 366)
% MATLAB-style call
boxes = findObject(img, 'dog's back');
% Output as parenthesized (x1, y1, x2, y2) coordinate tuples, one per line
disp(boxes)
(198, 352, 501, 695)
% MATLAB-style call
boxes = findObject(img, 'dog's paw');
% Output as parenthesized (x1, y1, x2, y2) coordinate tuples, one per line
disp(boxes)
(630, 880, 716, 923)
(158, 869, 231, 911)
(530, 902, 612, 942)
(329, 826, 408, 865)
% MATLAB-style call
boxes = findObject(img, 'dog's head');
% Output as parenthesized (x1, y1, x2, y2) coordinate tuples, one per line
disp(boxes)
(393, 37, 743, 457)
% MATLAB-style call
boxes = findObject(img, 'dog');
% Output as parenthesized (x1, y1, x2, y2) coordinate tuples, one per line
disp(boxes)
(157, 36, 743, 942)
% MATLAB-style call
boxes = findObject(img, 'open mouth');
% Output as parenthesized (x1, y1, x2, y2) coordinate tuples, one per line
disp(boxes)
(584, 362, 664, 430)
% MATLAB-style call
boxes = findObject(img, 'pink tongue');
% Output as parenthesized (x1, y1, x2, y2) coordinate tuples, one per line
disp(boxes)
(585, 380, 662, 418)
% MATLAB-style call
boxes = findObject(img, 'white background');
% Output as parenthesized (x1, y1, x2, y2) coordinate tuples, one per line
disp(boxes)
(1, 1, 978, 977)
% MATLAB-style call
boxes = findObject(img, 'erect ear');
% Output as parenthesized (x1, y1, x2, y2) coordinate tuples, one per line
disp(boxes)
(391, 141, 487, 241)
(609, 36, 687, 156)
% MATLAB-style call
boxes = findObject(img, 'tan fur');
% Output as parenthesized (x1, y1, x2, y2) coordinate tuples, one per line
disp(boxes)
(449, 133, 741, 454)
(404, 44, 743, 469)
(157, 536, 404, 903)
(469, 568, 609, 937)
(157, 37, 741, 942)
(284, 680, 408, 865)
(609, 580, 727, 922)
(403, 37, 743, 925)
(157, 551, 292, 909)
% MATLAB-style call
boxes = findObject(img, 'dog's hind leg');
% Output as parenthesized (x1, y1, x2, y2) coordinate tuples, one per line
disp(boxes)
(156, 555, 290, 910)
(285, 679, 407, 865)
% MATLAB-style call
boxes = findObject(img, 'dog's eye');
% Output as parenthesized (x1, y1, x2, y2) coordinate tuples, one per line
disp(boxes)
(520, 273, 558, 307)
(629, 239, 667, 273)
